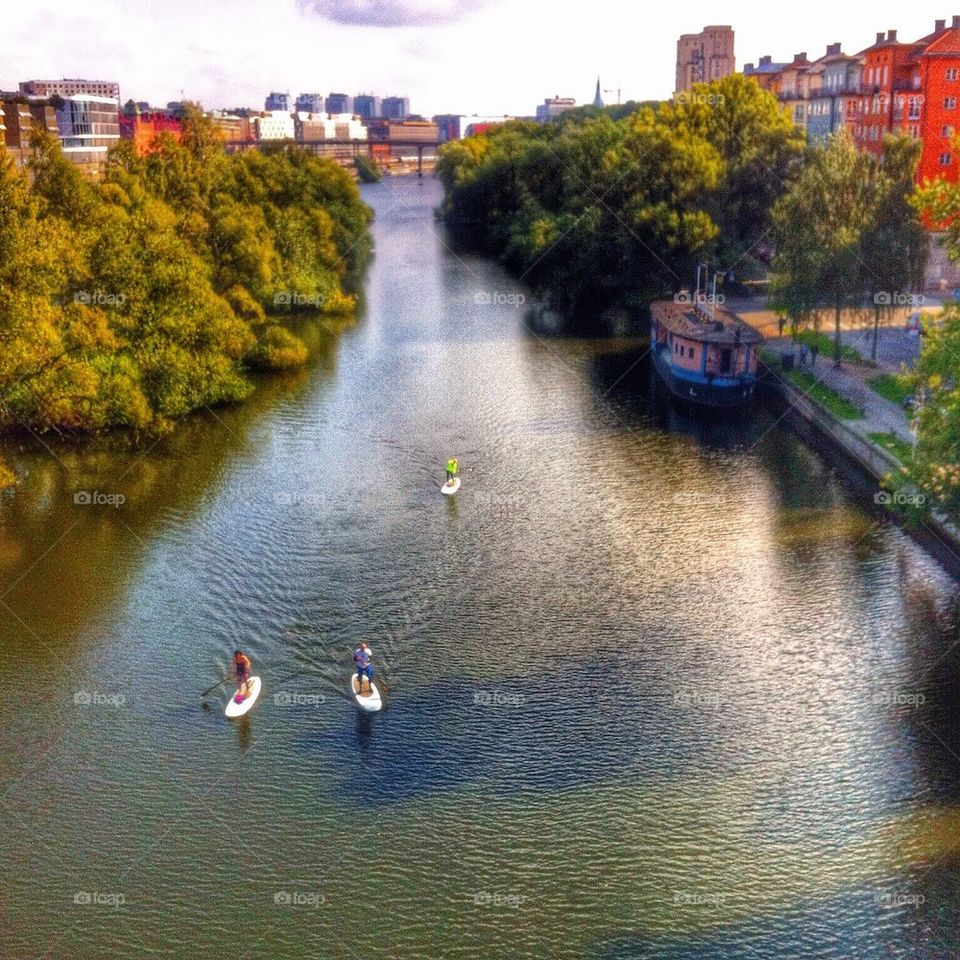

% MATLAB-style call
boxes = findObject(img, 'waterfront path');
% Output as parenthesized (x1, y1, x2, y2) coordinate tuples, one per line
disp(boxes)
(764, 331, 917, 449)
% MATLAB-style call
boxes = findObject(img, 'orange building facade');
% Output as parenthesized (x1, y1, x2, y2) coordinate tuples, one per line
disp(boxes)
(741, 16, 960, 185)
(118, 113, 182, 155)
(916, 27, 960, 183)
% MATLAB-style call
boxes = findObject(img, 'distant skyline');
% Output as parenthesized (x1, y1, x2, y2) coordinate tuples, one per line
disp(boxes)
(5, 2, 956, 116)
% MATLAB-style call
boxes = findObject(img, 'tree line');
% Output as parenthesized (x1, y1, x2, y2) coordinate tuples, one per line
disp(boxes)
(0, 106, 372, 488)
(439, 78, 960, 521)
(437, 75, 806, 325)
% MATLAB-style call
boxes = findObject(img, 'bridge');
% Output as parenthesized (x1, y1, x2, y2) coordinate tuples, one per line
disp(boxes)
(225, 139, 444, 176)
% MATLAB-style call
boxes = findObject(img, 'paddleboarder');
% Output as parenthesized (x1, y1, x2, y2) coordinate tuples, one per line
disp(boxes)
(445, 457, 459, 485)
(233, 650, 253, 701)
(353, 642, 374, 695)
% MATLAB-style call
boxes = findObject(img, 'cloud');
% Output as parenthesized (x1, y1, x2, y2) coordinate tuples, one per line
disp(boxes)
(297, 0, 489, 27)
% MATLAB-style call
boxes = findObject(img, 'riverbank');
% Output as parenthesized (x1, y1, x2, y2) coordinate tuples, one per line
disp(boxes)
(758, 326, 960, 572)
(0, 121, 372, 491)
(5, 176, 960, 960)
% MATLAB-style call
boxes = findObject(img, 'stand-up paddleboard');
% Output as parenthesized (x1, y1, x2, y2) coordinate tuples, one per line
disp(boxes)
(351, 675, 382, 712)
(225, 676, 261, 718)
(442, 477, 461, 496)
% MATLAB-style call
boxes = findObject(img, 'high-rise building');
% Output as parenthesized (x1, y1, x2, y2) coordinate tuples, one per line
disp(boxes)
(325, 93, 354, 114)
(381, 96, 410, 120)
(675, 25, 735, 94)
(19, 78, 120, 100)
(54, 94, 121, 179)
(295, 93, 325, 113)
(265, 92, 289, 112)
(536, 96, 577, 122)
(433, 114, 463, 141)
(354, 94, 382, 120)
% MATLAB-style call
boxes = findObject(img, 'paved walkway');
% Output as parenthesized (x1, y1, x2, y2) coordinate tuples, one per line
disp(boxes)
(727, 296, 942, 343)
(765, 336, 916, 445)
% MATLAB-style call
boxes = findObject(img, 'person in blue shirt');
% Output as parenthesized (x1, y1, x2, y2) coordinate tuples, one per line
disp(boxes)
(353, 642, 374, 695)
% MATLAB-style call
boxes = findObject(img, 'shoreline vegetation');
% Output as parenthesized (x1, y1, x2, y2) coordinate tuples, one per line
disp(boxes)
(0, 105, 372, 489)
(437, 75, 805, 328)
(437, 77, 960, 526)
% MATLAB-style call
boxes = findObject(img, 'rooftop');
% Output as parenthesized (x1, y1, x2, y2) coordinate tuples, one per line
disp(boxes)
(651, 299, 763, 345)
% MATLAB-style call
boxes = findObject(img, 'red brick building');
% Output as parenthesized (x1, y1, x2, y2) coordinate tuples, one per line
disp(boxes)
(916, 23, 960, 182)
(850, 30, 923, 155)
(118, 112, 182, 155)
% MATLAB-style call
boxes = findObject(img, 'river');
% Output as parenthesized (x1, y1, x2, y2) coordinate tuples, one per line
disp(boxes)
(2, 176, 960, 959)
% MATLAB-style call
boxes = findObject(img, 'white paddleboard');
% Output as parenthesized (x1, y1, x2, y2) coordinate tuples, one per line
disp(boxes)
(225, 676, 261, 718)
(441, 477, 461, 496)
(351, 675, 382, 712)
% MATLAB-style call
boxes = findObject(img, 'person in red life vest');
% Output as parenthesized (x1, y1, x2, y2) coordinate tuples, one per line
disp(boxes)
(233, 650, 253, 700)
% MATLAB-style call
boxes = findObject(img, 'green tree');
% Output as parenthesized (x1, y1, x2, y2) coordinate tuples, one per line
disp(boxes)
(0, 113, 374, 485)
(771, 131, 879, 366)
(663, 75, 805, 265)
(861, 136, 927, 360)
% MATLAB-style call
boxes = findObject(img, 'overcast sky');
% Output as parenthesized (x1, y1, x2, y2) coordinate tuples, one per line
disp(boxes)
(4, 1, 954, 116)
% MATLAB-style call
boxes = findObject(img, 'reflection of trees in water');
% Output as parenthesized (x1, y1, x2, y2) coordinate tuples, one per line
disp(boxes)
(899, 554, 960, 803)
(0, 320, 351, 642)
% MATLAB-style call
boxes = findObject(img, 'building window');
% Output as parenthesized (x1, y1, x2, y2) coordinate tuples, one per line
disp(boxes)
(944, 125, 955, 138)
(945, 97, 958, 109)
(941, 152, 953, 166)
(948, 68, 959, 81)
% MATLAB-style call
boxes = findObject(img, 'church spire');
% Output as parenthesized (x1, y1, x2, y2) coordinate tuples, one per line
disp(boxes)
(593, 76, 604, 108)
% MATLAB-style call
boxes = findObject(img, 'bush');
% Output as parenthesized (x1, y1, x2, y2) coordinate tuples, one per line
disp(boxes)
(247, 327, 309, 370)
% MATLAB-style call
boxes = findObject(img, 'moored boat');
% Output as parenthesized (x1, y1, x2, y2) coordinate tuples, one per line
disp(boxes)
(650, 296, 762, 407)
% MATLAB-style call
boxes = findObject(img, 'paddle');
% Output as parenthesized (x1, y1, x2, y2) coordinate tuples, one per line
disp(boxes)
(201, 674, 234, 698)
